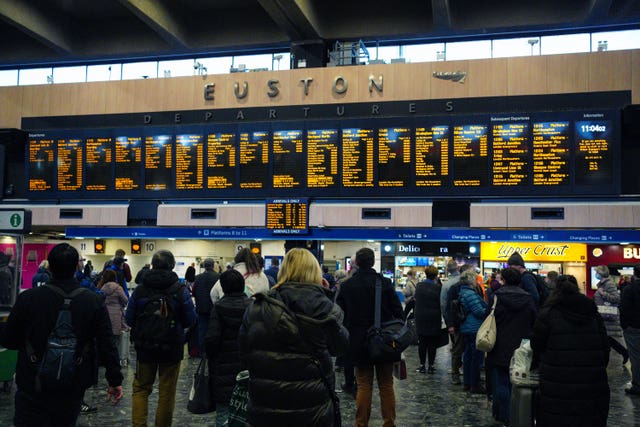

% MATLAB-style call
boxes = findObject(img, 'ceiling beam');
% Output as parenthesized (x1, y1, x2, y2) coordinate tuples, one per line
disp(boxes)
(0, 0, 72, 53)
(432, 0, 452, 30)
(117, 0, 189, 49)
(257, 0, 321, 41)
(586, 0, 613, 21)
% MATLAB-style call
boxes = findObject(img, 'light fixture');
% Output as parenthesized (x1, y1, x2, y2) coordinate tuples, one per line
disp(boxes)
(384, 244, 392, 252)
(469, 246, 477, 254)
(620, 242, 630, 245)
(527, 38, 539, 56)
(168, 238, 176, 241)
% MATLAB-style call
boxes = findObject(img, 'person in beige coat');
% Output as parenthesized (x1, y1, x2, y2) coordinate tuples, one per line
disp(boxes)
(99, 269, 129, 344)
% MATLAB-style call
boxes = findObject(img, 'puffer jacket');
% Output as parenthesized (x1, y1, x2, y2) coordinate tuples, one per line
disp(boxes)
(594, 277, 622, 337)
(414, 279, 442, 336)
(101, 280, 128, 335)
(210, 262, 269, 303)
(238, 282, 349, 427)
(531, 293, 610, 427)
(459, 283, 487, 335)
(205, 292, 251, 403)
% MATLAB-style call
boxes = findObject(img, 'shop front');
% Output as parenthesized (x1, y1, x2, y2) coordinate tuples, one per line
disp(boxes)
(586, 244, 640, 297)
(480, 242, 588, 293)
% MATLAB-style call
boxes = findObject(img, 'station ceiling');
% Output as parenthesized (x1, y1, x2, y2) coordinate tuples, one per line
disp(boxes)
(1, 0, 639, 67)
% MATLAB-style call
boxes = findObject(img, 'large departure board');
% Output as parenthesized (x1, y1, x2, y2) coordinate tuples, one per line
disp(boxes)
(25, 109, 620, 199)
(266, 198, 308, 234)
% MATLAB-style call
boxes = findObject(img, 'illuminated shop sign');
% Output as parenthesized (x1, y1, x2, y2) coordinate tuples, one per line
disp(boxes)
(481, 242, 586, 262)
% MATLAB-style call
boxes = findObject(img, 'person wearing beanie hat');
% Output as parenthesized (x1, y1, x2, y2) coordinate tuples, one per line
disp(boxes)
(594, 264, 629, 367)
(507, 251, 540, 307)
(440, 259, 464, 384)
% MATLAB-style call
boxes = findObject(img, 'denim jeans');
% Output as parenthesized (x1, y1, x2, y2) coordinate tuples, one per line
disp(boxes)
(492, 366, 511, 422)
(462, 333, 483, 387)
(132, 361, 181, 427)
(624, 326, 640, 389)
(354, 363, 395, 427)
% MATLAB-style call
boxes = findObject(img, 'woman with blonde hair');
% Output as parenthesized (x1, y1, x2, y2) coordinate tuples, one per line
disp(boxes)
(239, 248, 349, 426)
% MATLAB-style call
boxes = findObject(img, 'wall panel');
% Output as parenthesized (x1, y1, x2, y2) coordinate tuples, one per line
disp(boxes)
(589, 50, 632, 93)
(431, 60, 470, 99)
(547, 54, 589, 94)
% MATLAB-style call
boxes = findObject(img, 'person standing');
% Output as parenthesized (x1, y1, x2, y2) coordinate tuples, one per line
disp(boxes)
(125, 250, 196, 427)
(264, 257, 279, 284)
(135, 263, 151, 285)
(105, 249, 133, 283)
(192, 258, 220, 356)
(184, 262, 196, 290)
(507, 251, 540, 307)
(98, 269, 129, 360)
(337, 247, 404, 427)
(594, 265, 629, 365)
(486, 267, 536, 425)
(403, 270, 418, 299)
(441, 259, 463, 384)
(414, 265, 443, 374)
(620, 265, 640, 395)
(210, 248, 269, 303)
(31, 260, 51, 288)
(459, 268, 488, 393)
(0, 243, 123, 426)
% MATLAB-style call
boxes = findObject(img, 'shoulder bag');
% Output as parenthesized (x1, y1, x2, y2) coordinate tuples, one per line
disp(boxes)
(366, 277, 416, 364)
(475, 296, 498, 353)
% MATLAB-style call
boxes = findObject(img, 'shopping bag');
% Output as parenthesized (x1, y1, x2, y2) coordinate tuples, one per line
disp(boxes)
(436, 328, 449, 348)
(476, 297, 498, 353)
(393, 355, 407, 380)
(117, 330, 130, 367)
(187, 358, 215, 414)
(509, 339, 539, 387)
(597, 301, 619, 321)
(228, 370, 250, 427)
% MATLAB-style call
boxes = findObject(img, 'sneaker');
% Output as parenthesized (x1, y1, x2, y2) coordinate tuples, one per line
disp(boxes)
(427, 366, 435, 374)
(80, 403, 97, 414)
(416, 365, 426, 374)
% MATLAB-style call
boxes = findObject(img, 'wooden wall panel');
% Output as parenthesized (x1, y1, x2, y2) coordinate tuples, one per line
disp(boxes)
(547, 54, 589, 94)
(431, 60, 470, 99)
(357, 64, 388, 102)
(392, 62, 431, 101)
(0, 87, 23, 128)
(326, 66, 360, 105)
(30, 205, 128, 226)
(288, 68, 324, 106)
(158, 204, 264, 226)
(506, 56, 548, 95)
(588, 204, 634, 228)
(470, 204, 508, 227)
(631, 50, 640, 105)
(20, 85, 52, 118)
(589, 50, 632, 93)
(467, 58, 508, 97)
(75, 82, 107, 115)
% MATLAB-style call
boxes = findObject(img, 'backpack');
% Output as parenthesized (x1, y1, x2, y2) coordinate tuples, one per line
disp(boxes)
(523, 271, 550, 306)
(27, 285, 89, 393)
(132, 281, 184, 353)
(447, 283, 466, 328)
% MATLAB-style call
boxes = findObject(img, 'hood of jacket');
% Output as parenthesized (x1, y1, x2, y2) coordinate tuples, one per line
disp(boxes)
(495, 285, 533, 310)
(142, 269, 180, 290)
(276, 282, 340, 323)
(555, 293, 598, 325)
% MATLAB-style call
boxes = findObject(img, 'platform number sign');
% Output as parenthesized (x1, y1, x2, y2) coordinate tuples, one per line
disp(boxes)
(145, 242, 155, 253)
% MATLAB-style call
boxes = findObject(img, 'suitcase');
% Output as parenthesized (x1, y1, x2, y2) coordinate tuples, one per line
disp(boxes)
(509, 384, 537, 427)
(118, 330, 130, 367)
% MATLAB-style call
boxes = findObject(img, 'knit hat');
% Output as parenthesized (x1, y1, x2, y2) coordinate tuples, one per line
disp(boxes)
(507, 252, 525, 267)
(595, 265, 610, 278)
(446, 259, 459, 273)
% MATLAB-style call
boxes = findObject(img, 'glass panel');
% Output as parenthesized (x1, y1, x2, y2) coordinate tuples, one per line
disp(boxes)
(121, 61, 158, 80)
(158, 59, 195, 78)
(272, 53, 290, 70)
(493, 37, 540, 58)
(591, 29, 640, 52)
(53, 65, 86, 84)
(369, 45, 400, 64)
(231, 54, 272, 71)
(446, 40, 492, 60)
(541, 33, 590, 55)
(18, 68, 53, 86)
(87, 64, 121, 82)
(402, 43, 445, 63)
(0, 70, 18, 87)
(197, 57, 233, 75)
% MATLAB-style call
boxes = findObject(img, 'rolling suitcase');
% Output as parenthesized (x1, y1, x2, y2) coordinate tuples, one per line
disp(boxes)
(510, 384, 537, 427)
(118, 330, 130, 367)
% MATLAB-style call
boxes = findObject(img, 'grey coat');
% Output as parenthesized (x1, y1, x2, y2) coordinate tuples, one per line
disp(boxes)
(594, 277, 622, 337)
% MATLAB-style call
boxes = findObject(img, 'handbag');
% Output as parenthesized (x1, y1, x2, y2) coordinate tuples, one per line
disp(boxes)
(476, 296, 498, 353)
(509, 339, 539, 386)
(597, 301, 619, 321)
(227, 370, 250, 427)
(366, 277, 416, 364)
(187, 357, 215, 414)
(393, 354, 408, 380)
(436, 327, 449, 348)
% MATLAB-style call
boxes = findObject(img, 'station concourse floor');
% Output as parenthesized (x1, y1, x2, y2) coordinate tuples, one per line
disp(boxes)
(1, 345, 638, 427)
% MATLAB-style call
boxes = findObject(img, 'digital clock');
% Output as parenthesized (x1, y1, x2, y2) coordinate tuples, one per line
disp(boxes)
(581, 124, 607, 132)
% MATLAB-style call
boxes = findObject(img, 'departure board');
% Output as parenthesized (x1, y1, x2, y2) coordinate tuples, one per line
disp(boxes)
(575, 118, 613, 186)
(114, 135, 142, 191)
(85, 136, 112, 191)
(532, 121, 570, 186)
(175, 134, 204, 190)
(265, 198, 308, 234)
(145, 134, 172, 191)
(453, 124, 488, 186)
(272, 130, 304, 189)
(342, 128, 374, 187)
(239, 130, 269, 189)
(378, 127, 411, 187)
(307, 128, 339, 189)
(28, 137, 55, 191)
(207, 131, 236, 189)
(415, 125, 449, 187)
(57, 137, 83, 191)
(492, 121, 529, 186)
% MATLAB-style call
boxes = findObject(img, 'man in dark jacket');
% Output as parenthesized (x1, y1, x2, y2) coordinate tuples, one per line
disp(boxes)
(621, 264, 640, 395)
(185, 262, 196, 289)
(193, 258, 220, 355)
(125, 249, 196, 427)
(507, 251, 540, 306)
(0, 243, 123, 426)
(264, 257, 279, 284)
(336, 247, 404, 427)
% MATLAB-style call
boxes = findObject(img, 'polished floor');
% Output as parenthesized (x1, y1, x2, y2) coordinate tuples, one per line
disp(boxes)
(0, 344, 638, 426)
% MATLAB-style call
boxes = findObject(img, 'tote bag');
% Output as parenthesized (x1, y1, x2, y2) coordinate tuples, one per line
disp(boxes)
(228, 370, 250, 427)
(475, 296, 498, 353)
(187, 357, 215, 414)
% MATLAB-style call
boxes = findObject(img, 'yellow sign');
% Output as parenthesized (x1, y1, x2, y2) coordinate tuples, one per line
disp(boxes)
(481, 242, 586, 262)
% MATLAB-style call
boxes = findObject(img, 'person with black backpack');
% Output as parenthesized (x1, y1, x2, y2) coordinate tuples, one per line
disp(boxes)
(125, 249, 196, 427)
(507, 252, 541, 307)
(0, 243, 123, 426)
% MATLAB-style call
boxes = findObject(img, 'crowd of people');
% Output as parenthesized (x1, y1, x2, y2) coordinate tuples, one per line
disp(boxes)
(1, 242, 638, 426)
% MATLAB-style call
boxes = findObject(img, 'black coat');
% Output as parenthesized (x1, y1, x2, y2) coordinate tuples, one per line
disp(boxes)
(620, 278, 640, 330)
(193, 269, 220, 315)
(531, 293, 610, 427)
(205, 292, 250, 403)
(336, 268, 404, 366)
(238, 282, 349, 427)
(486, 285, 536, 367)
(414, 279, 442, 336)
(0, 278, 123, 398)
(185, 265, 196, 283)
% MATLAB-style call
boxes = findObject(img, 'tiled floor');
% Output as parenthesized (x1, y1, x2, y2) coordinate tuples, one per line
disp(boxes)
(1, 345, 638, 426)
